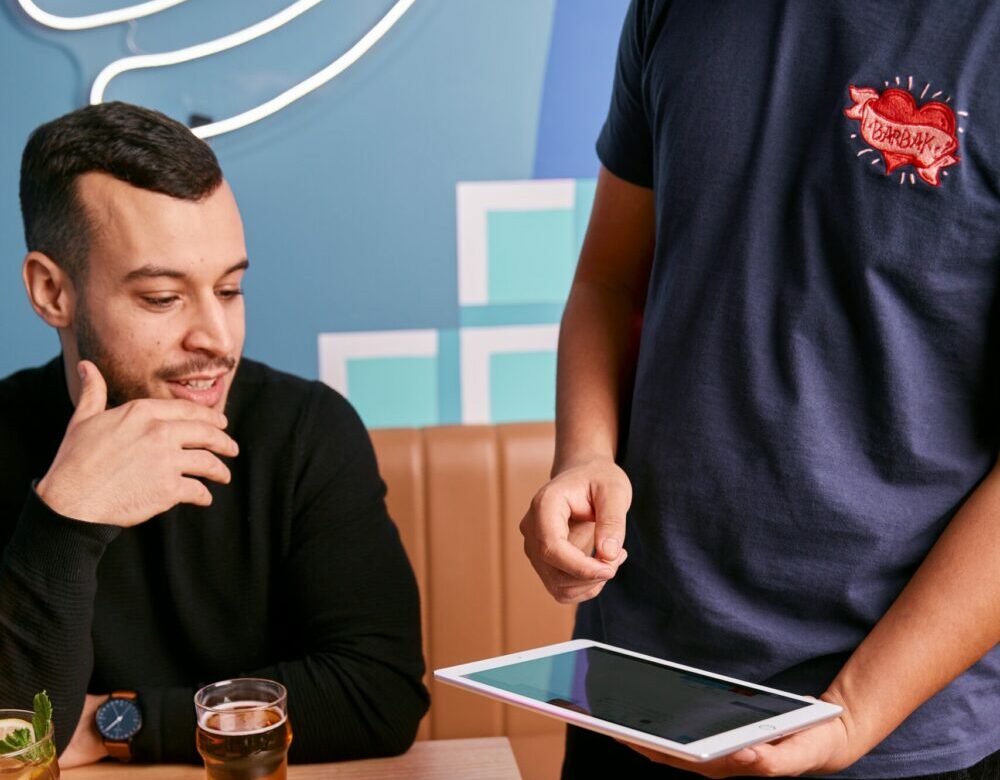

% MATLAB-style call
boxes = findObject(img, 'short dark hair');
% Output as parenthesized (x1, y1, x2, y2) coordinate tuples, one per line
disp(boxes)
(19, 101, 223, 282)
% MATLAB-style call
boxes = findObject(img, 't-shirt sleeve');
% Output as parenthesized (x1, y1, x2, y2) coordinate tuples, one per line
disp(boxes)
(596, 0, 655, 188)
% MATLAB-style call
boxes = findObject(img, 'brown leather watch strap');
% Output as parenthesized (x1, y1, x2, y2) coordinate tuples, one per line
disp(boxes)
(101, 691, 139, 762)
(104, 739, 132, 762)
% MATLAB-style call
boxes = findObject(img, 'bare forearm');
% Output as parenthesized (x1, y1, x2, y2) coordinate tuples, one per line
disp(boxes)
(552, 166, 654, 476)
(554, 280, 641, 474)
(829, 465, 1000, 759)
(523, 166, 653, 595)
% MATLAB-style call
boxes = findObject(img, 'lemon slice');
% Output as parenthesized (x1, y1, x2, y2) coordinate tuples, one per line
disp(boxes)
(0, 718, 33, 742)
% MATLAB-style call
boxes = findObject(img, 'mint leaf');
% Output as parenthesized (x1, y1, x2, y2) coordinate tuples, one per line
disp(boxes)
(28, 691, 54, 762)
(0, 727, 31, 754)
(0, 692, 54, 762)
(31, 692, 51, 745)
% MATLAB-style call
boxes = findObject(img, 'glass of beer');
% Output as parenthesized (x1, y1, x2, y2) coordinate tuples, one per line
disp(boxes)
(195, 678, 292, 780)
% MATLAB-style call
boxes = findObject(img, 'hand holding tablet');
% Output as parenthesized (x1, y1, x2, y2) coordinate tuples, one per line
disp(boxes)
(435, 640, 844, 765)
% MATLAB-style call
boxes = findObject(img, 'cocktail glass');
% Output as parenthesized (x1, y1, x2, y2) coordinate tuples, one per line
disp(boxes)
(0, 709, 58, 780)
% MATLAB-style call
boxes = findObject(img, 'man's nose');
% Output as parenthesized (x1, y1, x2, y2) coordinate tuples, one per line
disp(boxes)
(184, 297, 234, 356)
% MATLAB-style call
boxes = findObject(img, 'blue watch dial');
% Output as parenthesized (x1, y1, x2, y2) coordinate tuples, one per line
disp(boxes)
(96, 697, 142, 741)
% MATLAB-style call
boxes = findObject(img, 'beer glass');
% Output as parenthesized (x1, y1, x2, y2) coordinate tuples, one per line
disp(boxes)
(0, 709, 58, 779)
(195, 679, 292, 780)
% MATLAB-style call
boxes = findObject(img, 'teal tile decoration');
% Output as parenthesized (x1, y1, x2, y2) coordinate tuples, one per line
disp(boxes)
(574, 178, 597, 255)
(460, 302, 564, 328)
(437, 329, 462, 425)
(322, 178, 594, 428)
(347, 356, 438, 428)
(489, 350, 557, 423)
(487, 209, 575, 305)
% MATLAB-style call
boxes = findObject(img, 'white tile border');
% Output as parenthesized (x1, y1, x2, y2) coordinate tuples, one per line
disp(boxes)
(318, 329, 438, 397)
(456, 179, 576, 306)
(459, 324, 559, 423)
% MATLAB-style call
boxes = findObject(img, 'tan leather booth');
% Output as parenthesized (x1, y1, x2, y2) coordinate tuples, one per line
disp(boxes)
(371, 423, 574, 780)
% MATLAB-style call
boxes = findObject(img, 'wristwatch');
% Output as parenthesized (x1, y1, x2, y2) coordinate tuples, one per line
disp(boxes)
(95, 690, 142, 761)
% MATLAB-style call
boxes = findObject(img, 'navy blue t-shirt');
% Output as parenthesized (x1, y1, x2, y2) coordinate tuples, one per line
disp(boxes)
(578, 1, 1000, 776)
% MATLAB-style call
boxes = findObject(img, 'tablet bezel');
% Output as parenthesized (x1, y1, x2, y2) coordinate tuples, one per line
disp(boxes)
(434, 639, 843, 762)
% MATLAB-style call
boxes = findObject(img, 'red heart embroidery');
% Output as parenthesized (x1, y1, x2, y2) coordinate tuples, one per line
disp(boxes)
(871, 88, 955, 135)
(843, 84, 960, 186)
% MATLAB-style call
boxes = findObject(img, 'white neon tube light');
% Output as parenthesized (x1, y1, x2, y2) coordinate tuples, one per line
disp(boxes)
(90, 0, 417, 139)
(17, 0, 190, 31)
(90, 0, 327, 105)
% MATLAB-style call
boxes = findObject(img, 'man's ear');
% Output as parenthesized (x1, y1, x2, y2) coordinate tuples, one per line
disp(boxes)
(22, 251, 77, 328)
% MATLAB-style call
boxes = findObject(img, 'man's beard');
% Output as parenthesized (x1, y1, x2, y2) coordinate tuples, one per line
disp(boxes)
(75, 300, 148, 408)
(75, 299, 237, 409)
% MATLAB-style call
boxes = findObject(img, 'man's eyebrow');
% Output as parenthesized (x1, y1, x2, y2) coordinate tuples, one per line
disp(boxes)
(122, 258, 249, 283)
(222, 259, 250, 277)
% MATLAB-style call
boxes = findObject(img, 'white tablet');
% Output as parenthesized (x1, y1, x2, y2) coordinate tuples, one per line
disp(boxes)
(434, 639, 842, 763)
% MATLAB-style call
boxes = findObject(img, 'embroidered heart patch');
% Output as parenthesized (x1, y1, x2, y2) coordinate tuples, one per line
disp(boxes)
(844, 85, 960, 186)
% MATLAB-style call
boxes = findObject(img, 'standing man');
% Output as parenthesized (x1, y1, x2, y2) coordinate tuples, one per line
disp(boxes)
(521, 1, 1000, 777)
(0, 102, 428, 767)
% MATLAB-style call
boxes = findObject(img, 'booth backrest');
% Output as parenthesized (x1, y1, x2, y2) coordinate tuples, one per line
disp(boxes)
(370, 423, 574, 778)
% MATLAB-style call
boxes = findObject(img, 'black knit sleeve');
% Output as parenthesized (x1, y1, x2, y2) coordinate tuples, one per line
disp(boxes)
(260, 384, 429, 761)
(126, 381, 428, 765)
(0, 490, 120, 753)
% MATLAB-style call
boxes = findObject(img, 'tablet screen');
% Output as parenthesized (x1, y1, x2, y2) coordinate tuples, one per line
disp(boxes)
(463, 647, 808, 743)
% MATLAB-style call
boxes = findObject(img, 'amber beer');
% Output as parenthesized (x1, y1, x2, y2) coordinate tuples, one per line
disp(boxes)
(195, 679, 291, 780)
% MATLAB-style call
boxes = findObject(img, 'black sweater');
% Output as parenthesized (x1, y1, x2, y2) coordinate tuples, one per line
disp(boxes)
(0, 357, 428, 763)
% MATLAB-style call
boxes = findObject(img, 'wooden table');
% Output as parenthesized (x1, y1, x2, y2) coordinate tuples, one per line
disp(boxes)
(62, 737, 522, 779)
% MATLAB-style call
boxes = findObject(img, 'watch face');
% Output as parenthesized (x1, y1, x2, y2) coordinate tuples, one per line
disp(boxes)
(96, 697, 142, 741)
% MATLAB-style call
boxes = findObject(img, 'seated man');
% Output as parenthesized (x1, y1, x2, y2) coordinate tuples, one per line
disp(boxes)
(0, 101, 428, 767)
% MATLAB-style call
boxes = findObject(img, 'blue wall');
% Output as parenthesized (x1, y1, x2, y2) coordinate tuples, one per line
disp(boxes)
(0, 0, 628, 426)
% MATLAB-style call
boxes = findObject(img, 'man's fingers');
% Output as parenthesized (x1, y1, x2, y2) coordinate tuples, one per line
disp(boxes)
(592, 477, 630, 562)
(70, 360, 108, 424)
(169, 421, 239, 457)
(124, 397, 228, 429)
(532, 489, 612, 580)
(178, 477, 214, 507)
(738, 722, 840, 776)
(548, 547, 627, 589)
(543, 547, 627, 602)
(538, 537, 614, 580)
(178, 450, 232, 485)
(556, 580, 607, 603)
(523, 468, 634, 604)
